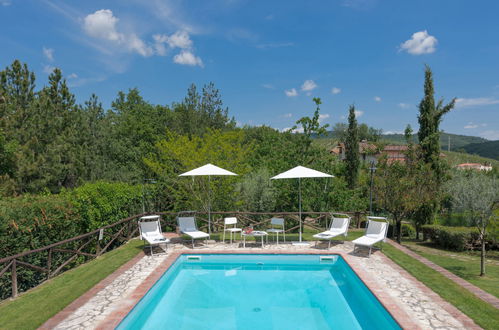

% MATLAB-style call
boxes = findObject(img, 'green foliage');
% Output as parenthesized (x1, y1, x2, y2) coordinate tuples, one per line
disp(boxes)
(463, 140, 499, 161)
(145, 129, 253, 213)
(63, 181, 143, 232)
(422, 225, 499, 252)
(381, 132, 487, 150)
(235, 168, 276, 212)
(417, 65, 455, 182)
(294, 98, 330, 164)
(326, 122, 381, 142)
(345, 105, 359, 188)
(445, 170, 499, 275)
(0, 195, 81, 258)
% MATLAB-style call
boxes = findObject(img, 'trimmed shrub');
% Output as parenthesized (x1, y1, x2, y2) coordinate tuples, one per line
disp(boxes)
(0, 182, 145, 299)
(62, 181, 144, 231)
(422, 225, 499, 251)
(387, 223, 415, 238)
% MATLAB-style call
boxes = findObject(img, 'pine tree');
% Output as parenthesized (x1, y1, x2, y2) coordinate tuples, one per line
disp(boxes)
(345, 105, 359, 189)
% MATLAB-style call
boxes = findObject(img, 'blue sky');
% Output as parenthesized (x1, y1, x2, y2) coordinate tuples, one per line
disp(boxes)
(1, 0, 499, 140)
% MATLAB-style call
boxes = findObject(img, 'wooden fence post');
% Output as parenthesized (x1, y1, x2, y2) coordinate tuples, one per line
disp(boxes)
(11, 259, 17, 298)
(47, 248, 52, 280)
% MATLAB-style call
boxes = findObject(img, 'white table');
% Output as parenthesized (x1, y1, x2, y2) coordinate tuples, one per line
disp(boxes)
(242, 231, 268, 248)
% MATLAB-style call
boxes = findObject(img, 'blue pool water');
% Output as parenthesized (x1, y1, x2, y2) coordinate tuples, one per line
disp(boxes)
(118, 254, 400, 330)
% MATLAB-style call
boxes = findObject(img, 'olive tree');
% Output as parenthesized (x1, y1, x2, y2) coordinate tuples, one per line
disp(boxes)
(446, 171, 499, 276)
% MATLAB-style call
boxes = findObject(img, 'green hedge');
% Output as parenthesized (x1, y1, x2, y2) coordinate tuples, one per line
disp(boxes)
(422, 225, 499, 251)
(387, 223, 415, 238)
(0, 181, 144, 300)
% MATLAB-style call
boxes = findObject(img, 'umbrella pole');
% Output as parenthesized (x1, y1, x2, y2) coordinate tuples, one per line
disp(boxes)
(299, 177, 302, 242)
(208, 175, 211, 235)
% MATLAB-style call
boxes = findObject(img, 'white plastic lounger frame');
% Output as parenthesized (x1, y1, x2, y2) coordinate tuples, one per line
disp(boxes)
(138, 215, 170, 256)
(178, 216, 210, 248)
(352, 216, 389, 257)
(313, 214, 350, 249)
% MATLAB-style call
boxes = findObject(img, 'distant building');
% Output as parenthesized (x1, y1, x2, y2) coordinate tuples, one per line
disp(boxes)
(456, 163, 493, 171)
(331, 140, 378, 163)
(330, 141, 445, 165)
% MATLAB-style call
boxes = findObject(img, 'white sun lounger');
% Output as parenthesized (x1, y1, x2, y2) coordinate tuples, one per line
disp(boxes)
(178, 216, 210, 248)
(139, 215, 170, 256)
(352, 216, 389, 257)
(313, 214, 350, 249)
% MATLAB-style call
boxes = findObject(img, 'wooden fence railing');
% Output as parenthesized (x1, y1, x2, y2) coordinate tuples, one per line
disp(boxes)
(0, 210, 365, 301)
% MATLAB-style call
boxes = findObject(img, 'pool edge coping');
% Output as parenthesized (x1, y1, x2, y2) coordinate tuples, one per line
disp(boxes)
(96, 250, 420, 330)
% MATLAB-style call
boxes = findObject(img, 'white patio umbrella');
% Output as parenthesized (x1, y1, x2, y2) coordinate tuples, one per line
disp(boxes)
(179, 163, 237, 234)
(271, 166, 333, 245)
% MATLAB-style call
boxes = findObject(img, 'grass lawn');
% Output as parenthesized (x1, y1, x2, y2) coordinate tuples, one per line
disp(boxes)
(403, 240, 499, 298)
(0, 239, 143, 330)
(383, 243, 499, 330)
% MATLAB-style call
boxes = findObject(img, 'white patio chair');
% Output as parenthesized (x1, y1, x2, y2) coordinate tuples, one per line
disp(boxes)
(178, 216, 210, 248)
(223, 217, 242, 244)
(313, 214, 350, 249)
(138, 215, 169, 256)
(266, 217, 285, 245)
(352, 216, 389, 257)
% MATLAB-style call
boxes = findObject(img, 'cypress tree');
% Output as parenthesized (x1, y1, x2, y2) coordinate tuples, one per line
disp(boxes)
(345, 105, 359, 189)
(417, 65, 455, 182)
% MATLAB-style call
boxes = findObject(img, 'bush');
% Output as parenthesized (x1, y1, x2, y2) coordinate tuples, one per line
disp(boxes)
(387, 222, 415, 238)
(0, 182, 145, 300)
(422, 225, 499, 251)
(63, 181, 144, 231)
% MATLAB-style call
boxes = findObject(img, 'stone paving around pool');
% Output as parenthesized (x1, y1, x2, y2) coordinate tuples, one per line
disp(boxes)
(49, 239, 480, 330)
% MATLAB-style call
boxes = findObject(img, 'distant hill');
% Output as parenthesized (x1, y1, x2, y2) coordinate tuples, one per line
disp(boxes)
(443, 151, 499, 167)
(381, 132, 488, 151)
(462, 140, 499, 160)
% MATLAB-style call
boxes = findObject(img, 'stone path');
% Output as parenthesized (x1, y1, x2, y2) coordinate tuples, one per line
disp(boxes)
(50, 239, 479, 330)
(53, 254, 167, 330)
(388, 240, 499, 309)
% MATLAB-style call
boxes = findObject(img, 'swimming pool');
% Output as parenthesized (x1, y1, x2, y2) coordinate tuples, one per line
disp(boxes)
(118, 254, 400, 330)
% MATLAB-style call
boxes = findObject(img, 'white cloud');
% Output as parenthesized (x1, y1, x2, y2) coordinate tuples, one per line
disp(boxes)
(455, 97, 499, 108)
(166, 30, 192, 49)
(84, 9, 123, 42)
(400, 30, 437, 55)
(262, 84, 274, 89)
(68, 73, 78, 79)
(43, 65, 56, 74)
(285, 88, 298, 97)
(331, 87, 341, 94)
(354, 110, 364, 118)
(319, 114, 330, 123)
(479, 130, 499, 140)
(281, 113, 292, 118)
(1, 0, 11, 6)
(374, 96, 381, 102)
(83, 10, 203, 65)
(398, 103, 411, 109)
(301, 80, 317, 92)
(282, 126, 304, 133)
(464, 123, 478, 129)
(384, 130, 403, 135)
(83, 9, 153, 56)
(43, 47, 54, 62)
(173, 50, 203, 67)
